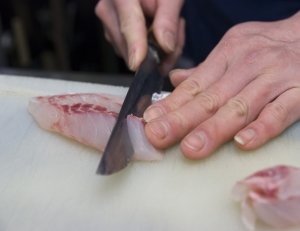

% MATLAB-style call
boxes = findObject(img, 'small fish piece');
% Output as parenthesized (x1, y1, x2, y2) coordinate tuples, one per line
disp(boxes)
(127, 115, 163, 161)
(28, 93, 163, 161)
(232, 165, 300, 230)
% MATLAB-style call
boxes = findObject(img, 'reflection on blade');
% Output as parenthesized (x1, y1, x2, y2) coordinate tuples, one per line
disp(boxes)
(96, 44, 163, 175)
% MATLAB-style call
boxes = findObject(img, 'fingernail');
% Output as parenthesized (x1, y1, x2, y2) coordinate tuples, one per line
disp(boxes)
(183, 132, 206, 151)
(129, 53, 135, 70)
(234, 129, 255, 145)
(163, 31, 175, 52)
(148, 120, 169, 139)
(144, 106, 164, 122)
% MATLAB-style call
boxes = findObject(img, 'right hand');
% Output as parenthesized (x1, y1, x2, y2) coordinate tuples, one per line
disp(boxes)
(95, 0, 185, 74)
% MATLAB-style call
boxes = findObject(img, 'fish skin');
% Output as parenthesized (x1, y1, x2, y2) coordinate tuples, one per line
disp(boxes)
(232, 165, 300, 230)
(28, 93, 164, 160)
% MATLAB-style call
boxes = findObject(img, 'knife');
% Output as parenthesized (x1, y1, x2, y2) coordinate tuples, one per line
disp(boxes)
(96, 35, 164, 175)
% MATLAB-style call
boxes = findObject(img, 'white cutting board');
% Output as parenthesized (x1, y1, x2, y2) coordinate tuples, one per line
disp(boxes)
(1, 74, 300, 231)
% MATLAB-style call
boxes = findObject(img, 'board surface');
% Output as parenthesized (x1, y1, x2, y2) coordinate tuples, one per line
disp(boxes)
(1, 75, 300, 231)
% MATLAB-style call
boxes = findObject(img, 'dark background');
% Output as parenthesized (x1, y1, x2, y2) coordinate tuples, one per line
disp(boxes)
(1, 0, 299, 90)
(0, 0, 139, 87)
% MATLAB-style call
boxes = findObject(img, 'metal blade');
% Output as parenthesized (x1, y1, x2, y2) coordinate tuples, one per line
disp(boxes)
(97, 43, 163, 175)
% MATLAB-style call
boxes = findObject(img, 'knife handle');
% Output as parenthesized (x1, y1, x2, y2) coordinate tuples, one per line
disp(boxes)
(147, 27, 164, 65)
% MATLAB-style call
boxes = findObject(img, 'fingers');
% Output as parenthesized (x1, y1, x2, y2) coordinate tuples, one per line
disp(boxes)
(114, 0, 148, 70)
(95, 0, 128, 60)
(144, 47, 229, 122)
(112, 0, 185, 73)
(96, 0, 184, 71)
(145, 52, 300, 158)
(234, 87, 300, 150)
(179, 76, 281, 159)
(153, 0, 184, 53)
(143, 30, 242, 150)
(169, 67, 197, 87)
(179, 65, 300, 159)
(96, 0, 147, 70)
(149, 13, 300, 161)
(144, 59, 264, 149)
(159, 17, 186, 76)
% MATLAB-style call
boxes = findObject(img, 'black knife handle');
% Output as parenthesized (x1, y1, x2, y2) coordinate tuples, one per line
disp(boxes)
(147, 28, 164, 65)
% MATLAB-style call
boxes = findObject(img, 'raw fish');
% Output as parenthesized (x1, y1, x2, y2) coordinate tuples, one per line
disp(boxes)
(127, 115, 163, 161)
(28, 93, 163, 161)
(232, 165, 300, 230)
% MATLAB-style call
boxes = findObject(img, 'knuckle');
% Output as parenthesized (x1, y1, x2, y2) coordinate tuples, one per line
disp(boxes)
(179, 78, 203, 97)
(197, 92, 220, 115)
(120, 15, 133, 34)
(265, 102, 288, 123)
(215, 36, 239, 63)
(168, 111, 186, 130)
(164, 97, 181, 111)
(226, 97, 249, 118)
(159, 17, 178, 33)
(119, 8, 144, 34)
(243, 48, 262, 65)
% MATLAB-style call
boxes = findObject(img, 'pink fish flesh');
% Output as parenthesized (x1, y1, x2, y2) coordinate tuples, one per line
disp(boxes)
(28, 93, 163, 161)
(232, 165, 300, 230)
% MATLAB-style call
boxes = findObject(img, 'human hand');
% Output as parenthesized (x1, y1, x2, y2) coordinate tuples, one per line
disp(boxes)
(143, 11, 300, 159)
(95, 0, 185, 74)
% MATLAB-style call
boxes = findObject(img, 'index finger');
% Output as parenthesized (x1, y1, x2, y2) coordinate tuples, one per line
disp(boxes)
(152, 0, 184, 53)
(114, 0, 148, 70)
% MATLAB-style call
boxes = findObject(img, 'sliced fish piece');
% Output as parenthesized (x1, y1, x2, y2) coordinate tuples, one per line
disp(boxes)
(28, 93, 164, 161)
(127, 115, 163, 161)
(232, 165, 300, 230)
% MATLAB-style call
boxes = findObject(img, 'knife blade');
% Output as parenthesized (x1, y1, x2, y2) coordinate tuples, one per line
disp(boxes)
(96, 40, 164, 175)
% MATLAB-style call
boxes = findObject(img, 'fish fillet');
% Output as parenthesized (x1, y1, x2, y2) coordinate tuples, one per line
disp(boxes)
(28, 93, 163, 161)
(232, 165, 300, 230)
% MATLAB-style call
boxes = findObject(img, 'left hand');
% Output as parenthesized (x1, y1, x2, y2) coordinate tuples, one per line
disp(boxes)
(143, 11, 300, 159)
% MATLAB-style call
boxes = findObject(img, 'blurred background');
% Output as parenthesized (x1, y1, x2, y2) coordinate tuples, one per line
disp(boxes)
(0, 0, 196, 91)
(0, 0, 147, 88)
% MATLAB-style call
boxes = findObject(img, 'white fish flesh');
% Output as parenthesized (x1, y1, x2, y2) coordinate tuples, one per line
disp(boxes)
(28, 93, 163, 161)
(127, 115, 163, 161)
(232, 165, 300, 230)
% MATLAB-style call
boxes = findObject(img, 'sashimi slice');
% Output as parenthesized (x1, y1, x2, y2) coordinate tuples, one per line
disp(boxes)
(28, 93, 164, 161)
(127, 115, 163, 161)
(232, 165, 300, 230)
